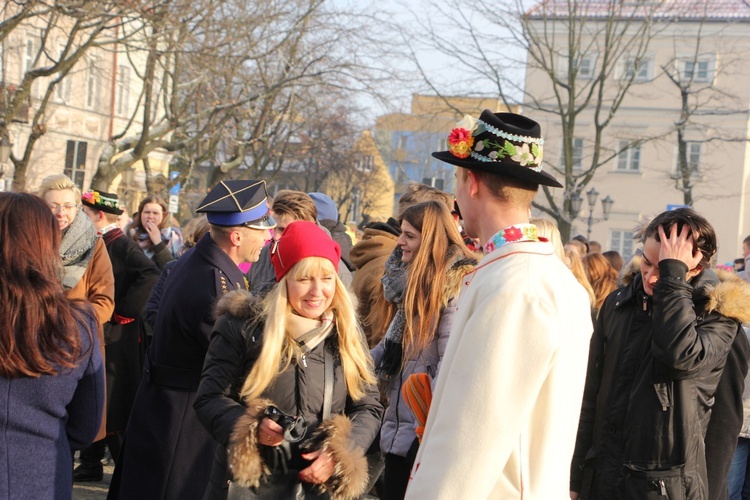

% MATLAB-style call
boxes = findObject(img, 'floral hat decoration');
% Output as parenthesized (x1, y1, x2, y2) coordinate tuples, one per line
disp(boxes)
(432, 110, 562, 188)
(81, 189, 124, 215)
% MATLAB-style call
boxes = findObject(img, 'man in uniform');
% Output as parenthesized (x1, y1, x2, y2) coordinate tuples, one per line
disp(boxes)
(109, 180, 275, 499)
(74, 190, 160, 482)
(405, 111, 593, 498)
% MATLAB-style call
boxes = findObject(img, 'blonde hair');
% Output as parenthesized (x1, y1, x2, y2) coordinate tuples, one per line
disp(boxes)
(530, 217, 565, 261)
(240, 257, 375, 401)
(38, 174, 81, 200)
(566, 248, 596, 307)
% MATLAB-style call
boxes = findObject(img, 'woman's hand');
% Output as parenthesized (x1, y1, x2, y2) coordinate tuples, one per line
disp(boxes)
(257, 417, 285, 447)
(145, 220, 162, 246)
(658, 224, 703, 271)
(298, 449, 335, 484)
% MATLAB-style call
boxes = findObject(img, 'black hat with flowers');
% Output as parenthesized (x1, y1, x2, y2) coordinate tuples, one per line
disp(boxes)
(432, 110, 562, 188)
(81, 189, 124, 215)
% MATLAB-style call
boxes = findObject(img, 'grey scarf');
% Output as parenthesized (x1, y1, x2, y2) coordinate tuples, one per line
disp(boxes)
(376, 247, 407, 378)
(59, 211, 98, 290)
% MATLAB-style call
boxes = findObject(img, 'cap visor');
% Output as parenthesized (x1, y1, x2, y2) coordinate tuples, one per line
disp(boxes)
(244, 214, 276, 230)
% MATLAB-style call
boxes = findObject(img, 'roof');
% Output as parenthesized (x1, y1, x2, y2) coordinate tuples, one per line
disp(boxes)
(526, 0, 750, 21)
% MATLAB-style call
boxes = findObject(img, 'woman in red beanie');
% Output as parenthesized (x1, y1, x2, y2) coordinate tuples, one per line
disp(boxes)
(371, 200, 478, 500)
(194, 220, 382, 499)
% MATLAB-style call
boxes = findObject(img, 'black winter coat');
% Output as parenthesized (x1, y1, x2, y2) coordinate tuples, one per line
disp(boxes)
(571, 260, 747, 500)
(108, 233, 248, 500)
(101, 228, 159, 432)
(194, 290, 383, 500)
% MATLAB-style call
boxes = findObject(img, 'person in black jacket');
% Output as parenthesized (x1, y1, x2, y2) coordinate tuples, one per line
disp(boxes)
(75, 190, 160, 481)
(570, 208, 750, 500)
(108, 180, 275, 500)
(195, 220, 382, 500)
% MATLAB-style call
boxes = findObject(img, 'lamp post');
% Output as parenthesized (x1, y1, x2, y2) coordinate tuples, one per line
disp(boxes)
(568, 187, 614, 240)
(0, 134, 12, 192)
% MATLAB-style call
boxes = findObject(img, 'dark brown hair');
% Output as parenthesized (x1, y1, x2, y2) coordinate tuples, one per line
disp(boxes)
(638, 208, 717, 268)
(0, 193, 93, 378)
(130, 195, 170, 240)
(271, 190, 317, 222)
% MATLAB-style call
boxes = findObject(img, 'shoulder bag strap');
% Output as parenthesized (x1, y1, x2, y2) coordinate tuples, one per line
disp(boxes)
(322, 343, 334, 420)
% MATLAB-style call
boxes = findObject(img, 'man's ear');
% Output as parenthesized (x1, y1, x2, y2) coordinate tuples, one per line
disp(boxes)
(467, 170, 481, 198)
(229, 228, 243, 247)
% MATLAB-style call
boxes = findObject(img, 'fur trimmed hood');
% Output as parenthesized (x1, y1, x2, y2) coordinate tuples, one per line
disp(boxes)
(441, 256, 478, 308)
(617, 255, 750, 324)
(214, 289, 259, 320)
(227, 399, 369, 500)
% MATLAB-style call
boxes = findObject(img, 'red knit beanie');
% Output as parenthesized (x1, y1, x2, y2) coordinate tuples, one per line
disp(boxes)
(271, 221, 341, 281)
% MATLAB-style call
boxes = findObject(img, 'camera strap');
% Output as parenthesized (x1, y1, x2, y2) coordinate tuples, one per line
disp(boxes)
(323, 344, 333, 420)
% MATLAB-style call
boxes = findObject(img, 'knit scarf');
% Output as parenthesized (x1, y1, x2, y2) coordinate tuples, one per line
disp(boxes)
(376, 248, 407, 379)
(287, 310, 335, 363)
(59, 211, 98, 290)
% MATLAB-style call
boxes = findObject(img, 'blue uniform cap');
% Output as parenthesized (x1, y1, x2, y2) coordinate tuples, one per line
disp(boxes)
(196, 180, 276, 229)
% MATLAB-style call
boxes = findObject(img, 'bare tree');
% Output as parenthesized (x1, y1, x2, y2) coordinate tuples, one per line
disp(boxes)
(660, 15, 749, 207)
(0, 1, 150, 191)
(398, 0, 669, 240)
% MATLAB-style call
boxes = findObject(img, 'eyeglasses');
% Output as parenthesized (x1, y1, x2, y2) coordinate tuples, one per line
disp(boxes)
(48, 203, 79, 213)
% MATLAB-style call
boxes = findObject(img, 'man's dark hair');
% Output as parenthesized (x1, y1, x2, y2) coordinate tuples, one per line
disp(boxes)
(639, 208, 717, 268)
(743, 235, 750, 246)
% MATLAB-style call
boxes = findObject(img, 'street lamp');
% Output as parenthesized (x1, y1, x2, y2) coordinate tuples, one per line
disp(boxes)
(567, 188, 614, 240)
(582, 187, 614, 240)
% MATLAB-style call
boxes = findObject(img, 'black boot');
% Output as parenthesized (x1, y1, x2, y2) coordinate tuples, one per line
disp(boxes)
(74, 440, 105, 482)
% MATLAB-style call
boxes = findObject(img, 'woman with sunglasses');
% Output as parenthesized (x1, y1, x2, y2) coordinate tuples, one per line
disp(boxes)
(195, 221, 382, 499)
(38, 175, 114, 446)
(372, 200, 478, 499)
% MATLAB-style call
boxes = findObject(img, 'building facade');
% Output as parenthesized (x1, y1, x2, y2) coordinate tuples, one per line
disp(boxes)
(525, 0, 750, 264)
(374, 94, 518, 212)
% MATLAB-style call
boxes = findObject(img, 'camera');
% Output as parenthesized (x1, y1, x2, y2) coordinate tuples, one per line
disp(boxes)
(263, 406, 307, 442)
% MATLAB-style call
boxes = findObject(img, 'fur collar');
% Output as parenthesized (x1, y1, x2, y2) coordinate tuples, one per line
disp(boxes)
(441, 256, 478, 308)
(215, 289, 260, 320)
(617, 255, 750, 323)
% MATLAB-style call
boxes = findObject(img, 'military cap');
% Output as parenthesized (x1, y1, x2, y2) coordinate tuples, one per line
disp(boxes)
(81, 189, 124, 215)
(196, 180, 276, 229)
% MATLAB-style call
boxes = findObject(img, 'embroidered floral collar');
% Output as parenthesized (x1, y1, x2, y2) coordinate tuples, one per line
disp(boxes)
(97, 223, 119, 237)
(483, 224, 539, 254)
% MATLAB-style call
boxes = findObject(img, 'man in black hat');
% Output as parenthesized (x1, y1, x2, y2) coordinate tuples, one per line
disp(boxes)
(75, 190, 160, 482)
(404, 111, 593, 498)
(109, 180, 275, 500)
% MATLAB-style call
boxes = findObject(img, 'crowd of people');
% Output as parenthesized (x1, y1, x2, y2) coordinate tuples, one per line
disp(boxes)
(2, 110, 750, 500)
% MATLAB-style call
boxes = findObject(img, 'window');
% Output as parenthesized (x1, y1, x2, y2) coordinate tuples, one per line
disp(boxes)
(686, 142, 701, 173)
(86, 56, 100, 110)
(682, 57, 714, 83)
(64, 140, 87, 188)
(23, 36, 37, 75)
(609, 230, 635, 259)
(53, 43, 70, 103)
(355, 155, 373, 173)
(622, 57, 651, 81)
(115, 65, 130, 116)
(397, 134, 408, 150)
(561, 138, 584, 170)
(616, 141, 641, 172)
(578, 53, 597, 79)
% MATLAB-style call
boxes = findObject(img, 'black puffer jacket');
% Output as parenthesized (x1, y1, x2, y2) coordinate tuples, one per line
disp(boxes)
(571, 259, 750, 500)
(194, 290, 382, 500)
